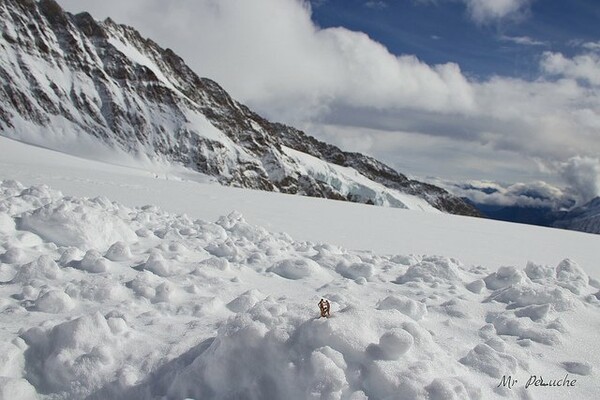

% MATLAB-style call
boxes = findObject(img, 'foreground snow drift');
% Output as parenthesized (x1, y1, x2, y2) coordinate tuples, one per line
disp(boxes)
(0, 180, 599, 400)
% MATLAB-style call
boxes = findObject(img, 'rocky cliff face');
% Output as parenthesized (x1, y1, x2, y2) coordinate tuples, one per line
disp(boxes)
(0, 0, 480, 215)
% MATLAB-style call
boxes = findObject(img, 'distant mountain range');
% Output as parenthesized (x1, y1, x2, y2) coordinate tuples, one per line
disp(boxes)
(0, 0, 479, 216)
(466, 197, 600, 235)
(553, 197, 600, 234)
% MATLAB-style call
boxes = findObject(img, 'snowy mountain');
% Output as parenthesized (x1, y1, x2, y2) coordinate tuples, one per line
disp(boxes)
(439, 179, 600, 235)
(461, 196, 600, 235)
(0, 0, 479, 216)
(553, 197, 600, 234)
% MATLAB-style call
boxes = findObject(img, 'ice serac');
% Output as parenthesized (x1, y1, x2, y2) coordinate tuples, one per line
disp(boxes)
(0, 0, 480, 215)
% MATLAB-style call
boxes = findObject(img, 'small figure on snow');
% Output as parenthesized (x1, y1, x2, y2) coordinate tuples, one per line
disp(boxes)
(318, 298, 330, 318)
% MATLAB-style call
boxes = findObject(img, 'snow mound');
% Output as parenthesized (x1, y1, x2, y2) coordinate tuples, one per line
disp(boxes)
(377, 295, 428, 321)
(486, 279, 579, 311)
(21, 312, 120, 395)
(165, 300, 484, 400)
(366, 329, 414, 360)
(397, 256, 463, 284)
(105, 241, 133, 262)
(34, 290, 75, 314)
(226, 290, 264, 313)
(460, 343, 518, 378)
(268, 258, 323, 280)
(466, 279, 485, 294)
(140, 252, 172, 277)
(336, 261, 375, 280)
(555, 259, 588, 294)
(0, 246, 26, 264)
(10, 255, 61, 284)
(71, 250, 111, 273)
(487, 314, 562, 345)
(484, 266, 527, 290)
(0, 212, 16, 233)
(19, 198, 137, 251)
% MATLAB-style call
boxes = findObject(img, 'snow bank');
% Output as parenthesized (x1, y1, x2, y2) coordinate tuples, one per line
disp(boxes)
(34, 290, 75, 313)
(269, 258, 323, 280)
(166, 300, 434, 400)
(19, 198, 137, 251)
(397, 256, 463, 284)
(460, 343, 518, 378)
(105, 241, 133, 261)
(21, 312, 120, 395)
(377, 295, 428, 321)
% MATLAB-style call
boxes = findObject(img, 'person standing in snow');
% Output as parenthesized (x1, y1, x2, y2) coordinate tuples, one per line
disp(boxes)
(318, 298, 330, 318)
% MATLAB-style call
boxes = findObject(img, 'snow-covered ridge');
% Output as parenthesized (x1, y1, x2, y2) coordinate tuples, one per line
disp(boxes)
(554, 197, 600, 234)
(282, 146, 438, 211)
(0, 0, 478, 215)
(1, 179, 599, 399)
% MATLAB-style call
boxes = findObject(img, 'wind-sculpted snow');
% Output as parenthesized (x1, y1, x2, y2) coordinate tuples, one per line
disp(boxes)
(0, 180, 599, 399)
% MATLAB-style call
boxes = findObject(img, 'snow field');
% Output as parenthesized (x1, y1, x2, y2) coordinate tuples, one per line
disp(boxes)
(2, 135, 599, 273)
(0, 180, 599, 399)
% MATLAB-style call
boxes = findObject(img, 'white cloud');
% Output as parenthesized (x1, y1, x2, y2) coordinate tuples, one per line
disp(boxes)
(499, 35, 546, 46)
(437, 179, 573, 209)
(582, 41, 600, 52)
(57, 0, 476, 123)
(432, 180, 574, 210)
(541, 51, 600, 86)
(558, 157, 600, 205)
(434, 162, 600, 209)
(463, 0, 532, 24)
(414, 0, 532, 23)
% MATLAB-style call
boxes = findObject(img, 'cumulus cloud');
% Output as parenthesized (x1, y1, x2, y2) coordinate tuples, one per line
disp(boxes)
(582, 41, 600, 52)
(437, 179, 572, 208)
(55, 0, 600, 197)
(436, 156, 600, 209)
(57, 0, 476, 123)
(541, 51, 600, 86)
(415, 0, 533, 23)
(464, 0, 533, 24)
(559, 157, 600, 205)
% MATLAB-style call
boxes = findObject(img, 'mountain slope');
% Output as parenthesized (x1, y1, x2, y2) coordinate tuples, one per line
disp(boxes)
(0, 0, 479, 215)
(463, 197, 600, 235)
(277, 124, 482, 215)
(553, 197, 600, 234)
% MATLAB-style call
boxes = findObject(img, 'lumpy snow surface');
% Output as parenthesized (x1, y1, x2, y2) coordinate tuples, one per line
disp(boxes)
(0, 180, 599, 399)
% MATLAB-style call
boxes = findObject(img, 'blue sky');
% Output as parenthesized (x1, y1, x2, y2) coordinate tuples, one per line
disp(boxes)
(310, 0, 600, 80)
(59, 0, 600, 204)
